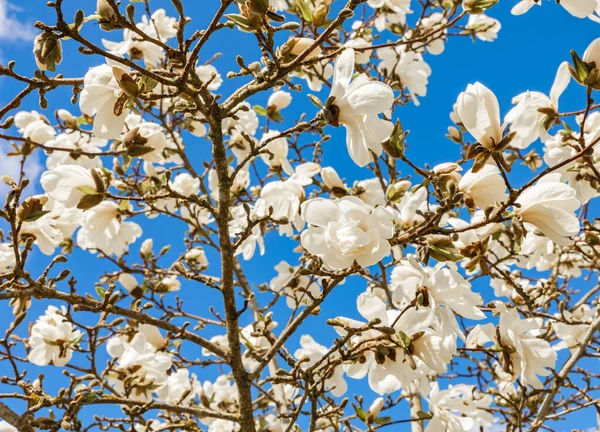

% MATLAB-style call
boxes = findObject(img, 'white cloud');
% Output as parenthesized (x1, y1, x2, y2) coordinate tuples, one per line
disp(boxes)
(0, 0, 34, 41)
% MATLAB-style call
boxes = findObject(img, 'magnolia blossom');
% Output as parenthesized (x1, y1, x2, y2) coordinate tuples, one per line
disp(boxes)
(270, 260, 321, 309)
(336, 292, 449, 395)
(467, 303, 557, 388)
(229, 204, 265, 260)
(14, 110, 56, 143)
(169, 172, 200, 196)
(267, 90, 292, 112)
(512, 0, 597, 18)
(77, 201, 143, 255)
(259, 130, 293, 174)
(515, 173, 580, 246)
(300, 196, 395, 270)
(504, 62, 570, 149)
(466, 14, 501, 42)
(21, 199, 82, 255)
(458, 164, 507, 209)
(345, 37, 372, 64)
(294, 335, 347, 397)
(80, 64, 130, 139)
(40, 165, 98, 208)
(0, 243, 16, 273)
(426, 383, 495, 432)
(45, 131, 107, 169)
(367, 0, 413, 31)
(377, 46, 431, 105)
(328, 48, 394, 167)
(554, 304, 598, 350)
(390, 256, 485, 321)
(196, 64, 223, 91)
(456, 82, 503, 149)
(292, 60, 334, 92)
(107, 332, 172, 401)
(123, 114, 169, 162)
(417, 12, 447, 55)
(256, 179, 304, 236)
(28, 306, 82, 366)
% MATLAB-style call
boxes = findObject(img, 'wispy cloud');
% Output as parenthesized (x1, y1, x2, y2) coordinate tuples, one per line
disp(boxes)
(0, 0, 35, 42)
(0, 148, 42, 199)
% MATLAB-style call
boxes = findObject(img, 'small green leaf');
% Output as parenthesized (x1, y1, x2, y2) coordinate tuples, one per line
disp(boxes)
(253, 105, 267, 116)
(295, 0, 313, 21)
(96, 286, 106, 299)
(416, 410, 433, 420)
(307, 94, 323, 109)
(24, 210, 50, 222)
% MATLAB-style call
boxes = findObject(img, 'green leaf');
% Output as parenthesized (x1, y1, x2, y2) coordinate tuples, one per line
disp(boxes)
(416, 410, 433, 420)
(225, 13, 254, 31)
(96, 286, 106, 300)
(570, 50, 589, 84)
(253, 105, 267, 116)
(295, 0, 313, 21)
(374, 416, 392, 425)
(76, 186, 98, 195)
(354, 406, 367, 422)
(307, 94, 323, 109)
(24, 210, 50, 222)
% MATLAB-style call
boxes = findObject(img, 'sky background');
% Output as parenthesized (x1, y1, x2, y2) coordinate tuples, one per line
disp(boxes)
(0, 0, 599, 430)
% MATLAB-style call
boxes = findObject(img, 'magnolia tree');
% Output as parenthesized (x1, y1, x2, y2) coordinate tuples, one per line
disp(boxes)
(2, 0, 600, 431)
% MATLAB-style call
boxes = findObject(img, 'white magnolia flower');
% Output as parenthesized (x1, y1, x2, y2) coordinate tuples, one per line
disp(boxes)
(467, 303, 557, 388)
(209, 420, 240, 432)
(185, 247, 209, 268)
(270, 260, 321, 309)
(107, 332, 172, 401)
(222, 102, 258, 136)
(328, 48, 394, 167)
(156, 368, 201, 405)
(426, 383, 495, 432)
(458, 164, 507, 209)
(103, 30, 164, 66)
(456, 82, 503, 149)
(300, 196, 395, 270)
(294, 335, 347, 397)
(158, 276, 181, 292)
(0, 421, 16, 432)
(345, 37, 372, 64)
(390, 256, 485, 321)
(15, 110, 56, 143)
(123, 114, 169, 162)
(417, 12, 448, 55)
(504, 62, 570, 149)
(77, 201, 143, 255)
(229, 204, 265, 260)
(554, 304, 598, 350)
(169, 172, 200, 196)
(336, 292, 447, 395)
(377, 46, 431, 105)
(28, 306, 82, 367)
(512, 0, 597, 19)
(259, 130, 293, 174)
(543, 133, 599, 203)
(256, 179, 304, 237)
(355, 178, 386, 207)
(196, 64, 223, 91)
(45, 131, 107, 169)
(515, 173, 580, 246)
(40, 165, 98, 208)
(80, 64, 130, 139)
(288, 37, 322, 60)
(0, 243, 16, 273)
(21, 199, 82, 255)
(208, 167, 250, 200)
(321, 166, 346, 193)
(466, 14, 501, 42)
(267, 90, 292, 112)
(367, 0, 413, 31)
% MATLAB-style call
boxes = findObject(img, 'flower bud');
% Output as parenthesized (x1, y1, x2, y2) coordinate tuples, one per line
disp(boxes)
(97, 0, 115, 21)
(463, 0, 499, 13)
(267, 90, 292, 112)
(367, 397, 384, 419)
(57, 109, 77, 128)
(33, 32, 62, 72)
(283, 37, 322, 60)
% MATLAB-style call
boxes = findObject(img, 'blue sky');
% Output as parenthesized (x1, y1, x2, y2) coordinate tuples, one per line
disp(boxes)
(1, 0, 599, 430)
